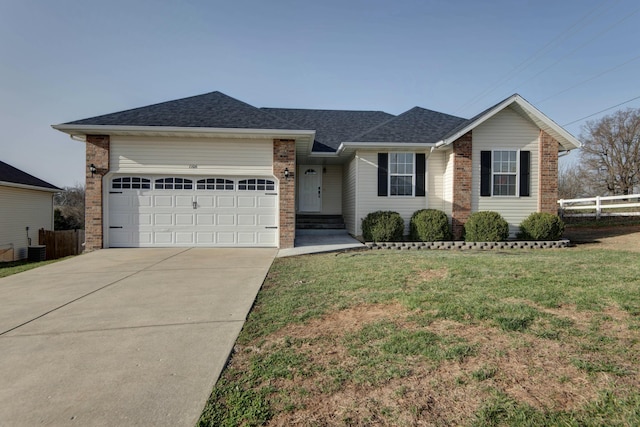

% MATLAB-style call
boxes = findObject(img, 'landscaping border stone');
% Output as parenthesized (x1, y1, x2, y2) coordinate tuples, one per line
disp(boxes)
(366, 239, 571, 250)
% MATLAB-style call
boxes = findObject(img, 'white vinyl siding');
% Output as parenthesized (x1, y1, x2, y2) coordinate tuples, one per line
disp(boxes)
(342, 156, 358, 235)
(321, 165, 342, 215)
(354, 152, 426, 236)
(427, 150, 448, 213)
(111, 136, 273, 176)
(442, 150, 454, 217)
(0, 186, 54, 261)
(472, 107, 539, 235)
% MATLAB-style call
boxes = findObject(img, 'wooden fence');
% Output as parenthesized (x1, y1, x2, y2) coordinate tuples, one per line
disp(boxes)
(38, 229, 85, 260)
(558, 194, 640, 219)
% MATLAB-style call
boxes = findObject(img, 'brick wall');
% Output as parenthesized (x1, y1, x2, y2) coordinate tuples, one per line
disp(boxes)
(451, 132, 473, 240)
(539, 130, 559, 214)
(273, 139, 296, 248)
(85, 135, 110, 251)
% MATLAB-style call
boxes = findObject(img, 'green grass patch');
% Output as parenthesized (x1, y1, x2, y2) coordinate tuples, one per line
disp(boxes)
(199, 247, 640, 426)
(0, 258, 62, 278)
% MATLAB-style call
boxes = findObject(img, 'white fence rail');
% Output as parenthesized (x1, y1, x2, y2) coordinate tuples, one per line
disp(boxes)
(558, 194, 640, 218)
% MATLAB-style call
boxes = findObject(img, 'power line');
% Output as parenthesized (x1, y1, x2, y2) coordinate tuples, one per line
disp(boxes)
(535, 53, 640, 105)
(562, 95, 640, 126)
(453, 1, 617, 115)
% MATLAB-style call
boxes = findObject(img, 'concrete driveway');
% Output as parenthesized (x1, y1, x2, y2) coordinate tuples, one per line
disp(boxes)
(0, 248, 276, 427)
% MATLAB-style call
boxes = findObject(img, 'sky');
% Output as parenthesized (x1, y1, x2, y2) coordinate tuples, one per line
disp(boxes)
(1, 0, 639, 188)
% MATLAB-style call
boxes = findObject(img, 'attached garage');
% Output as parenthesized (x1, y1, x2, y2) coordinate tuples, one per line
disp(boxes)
(107, 175, 279, 247)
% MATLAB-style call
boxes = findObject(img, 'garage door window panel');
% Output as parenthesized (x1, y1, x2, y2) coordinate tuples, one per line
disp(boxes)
(112, 177, 151, 190)
(155, 178, 194, 190)
(197, 178, 234, 190)
(238, 179, 275, 191)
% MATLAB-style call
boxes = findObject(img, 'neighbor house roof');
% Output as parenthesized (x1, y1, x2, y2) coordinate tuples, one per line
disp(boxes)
(0, 160, 60, 192)
(262, 108, 394, 152)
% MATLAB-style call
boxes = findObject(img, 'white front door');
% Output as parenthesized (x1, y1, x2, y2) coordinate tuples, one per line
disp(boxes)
(298, 165, 321, 212)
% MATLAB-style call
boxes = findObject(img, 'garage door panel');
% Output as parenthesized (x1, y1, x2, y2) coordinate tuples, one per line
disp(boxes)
(217, 215, 235, 226)
(217, 196, 235, 208)
(154, 196, 173, 207)
(175, 214, 195, 226)
(237, 197, 257, 208)
(109, 176, 278, 248)
(154, 214, 173, 226)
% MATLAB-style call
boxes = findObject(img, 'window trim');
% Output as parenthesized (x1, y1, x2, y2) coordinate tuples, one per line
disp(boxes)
(491, 150, 519, 197)
(388, 152, 416, 197)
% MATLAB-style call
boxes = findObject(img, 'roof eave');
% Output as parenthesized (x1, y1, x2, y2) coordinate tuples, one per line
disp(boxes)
(52, 124, 316, 141)
(339, 141, 437, 151)
(0, 181, 60, 193)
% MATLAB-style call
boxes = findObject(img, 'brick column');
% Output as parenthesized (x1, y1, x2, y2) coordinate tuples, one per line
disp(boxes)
(274, 139, 296, 248)
(451, 132, 472, 240)
(85, 135, 110, 251)
(539, 130, 559, 214)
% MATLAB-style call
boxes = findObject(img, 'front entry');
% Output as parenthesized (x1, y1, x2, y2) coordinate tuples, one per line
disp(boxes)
(298, 165, 322, 212)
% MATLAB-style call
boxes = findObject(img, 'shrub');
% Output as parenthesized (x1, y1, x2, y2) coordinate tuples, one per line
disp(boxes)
(518, 212, 565, 240)
(409, 209, 452, 241)
(464, 211, 510, 242)
(361, 211, 405, 242)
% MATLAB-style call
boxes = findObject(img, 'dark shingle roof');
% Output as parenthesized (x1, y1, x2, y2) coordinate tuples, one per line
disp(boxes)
(350, 107, 467, 144)
(261, 108, 395, 152)
(65, 91, 300, 130)
(0, 160, 60, 190)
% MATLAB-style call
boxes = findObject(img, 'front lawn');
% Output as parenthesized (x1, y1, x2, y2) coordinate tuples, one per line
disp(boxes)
(199, 247, 640, 426)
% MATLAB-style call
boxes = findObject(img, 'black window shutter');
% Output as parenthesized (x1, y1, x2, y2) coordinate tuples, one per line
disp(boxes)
(480, 151, 491, 197)
(378, 153, 388, 197)
(415, 153, 426, 196)
(520, 151, 530, 197)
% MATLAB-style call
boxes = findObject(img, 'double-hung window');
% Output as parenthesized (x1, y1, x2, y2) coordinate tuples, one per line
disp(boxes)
(389, 153, 414, 196)
(480, 150, 530, 197)
(492, 151, 517, 196)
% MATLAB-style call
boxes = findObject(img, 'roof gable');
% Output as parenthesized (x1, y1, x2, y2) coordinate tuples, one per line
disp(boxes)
(65, 91, 300, 130)
(261, 108, 394, 152)
(438, 94, 581, 151)
(349, 107, 467, 144)
(0, 160, 60, 191)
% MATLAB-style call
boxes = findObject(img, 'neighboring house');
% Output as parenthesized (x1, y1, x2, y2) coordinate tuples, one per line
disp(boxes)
(52, 92, 580, 250)
(0, 161, 60, 261)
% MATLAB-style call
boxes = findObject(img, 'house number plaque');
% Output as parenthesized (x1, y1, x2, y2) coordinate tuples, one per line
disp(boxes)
(188, 164, 198, 169)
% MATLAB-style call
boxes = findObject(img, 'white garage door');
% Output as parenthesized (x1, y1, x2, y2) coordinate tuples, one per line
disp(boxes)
(108, 176, 278, 247)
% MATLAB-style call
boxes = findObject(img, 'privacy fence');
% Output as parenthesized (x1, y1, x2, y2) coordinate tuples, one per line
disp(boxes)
(38, 229, 85, 260)
(558, 194, 640, 219)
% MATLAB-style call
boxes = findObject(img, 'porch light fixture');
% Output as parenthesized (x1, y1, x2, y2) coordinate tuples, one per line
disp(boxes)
(284, 167, 290, 180)
(89, 163, 97, 177)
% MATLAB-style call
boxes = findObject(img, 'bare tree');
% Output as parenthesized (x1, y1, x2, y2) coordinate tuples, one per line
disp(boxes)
(580, 108, 640, 195)
(54, 184, 85, 230)
(558, 163, 589, 199)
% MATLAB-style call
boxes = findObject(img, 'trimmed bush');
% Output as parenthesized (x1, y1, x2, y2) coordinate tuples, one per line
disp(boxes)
(518, 212, 565, 240)
(409, 209, 452, 241)
(361, 211, 405, 242)
(464, 211, 510, 242)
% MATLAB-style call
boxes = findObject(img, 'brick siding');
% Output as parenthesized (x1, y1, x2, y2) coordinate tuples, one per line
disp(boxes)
(539, 130, 559, 214)
(85, 135, 110, 251)
(451, 132, 473, 240)
(273, 139, 296, 248)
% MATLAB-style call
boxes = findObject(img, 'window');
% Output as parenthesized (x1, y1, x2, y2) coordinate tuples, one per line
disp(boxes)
(389, 153, 414, 196)
(196, 178, 234, 190)
(154, 177, 194, 190)
(492, 151, 517, 196)
(112, 177, 151, 189)
(480, 150, 530, 197)
(377, 153, 426, 197)
(238, 178, 275, 191)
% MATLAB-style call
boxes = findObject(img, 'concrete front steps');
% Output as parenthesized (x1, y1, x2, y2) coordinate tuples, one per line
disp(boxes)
(296, 214, 346, 231)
